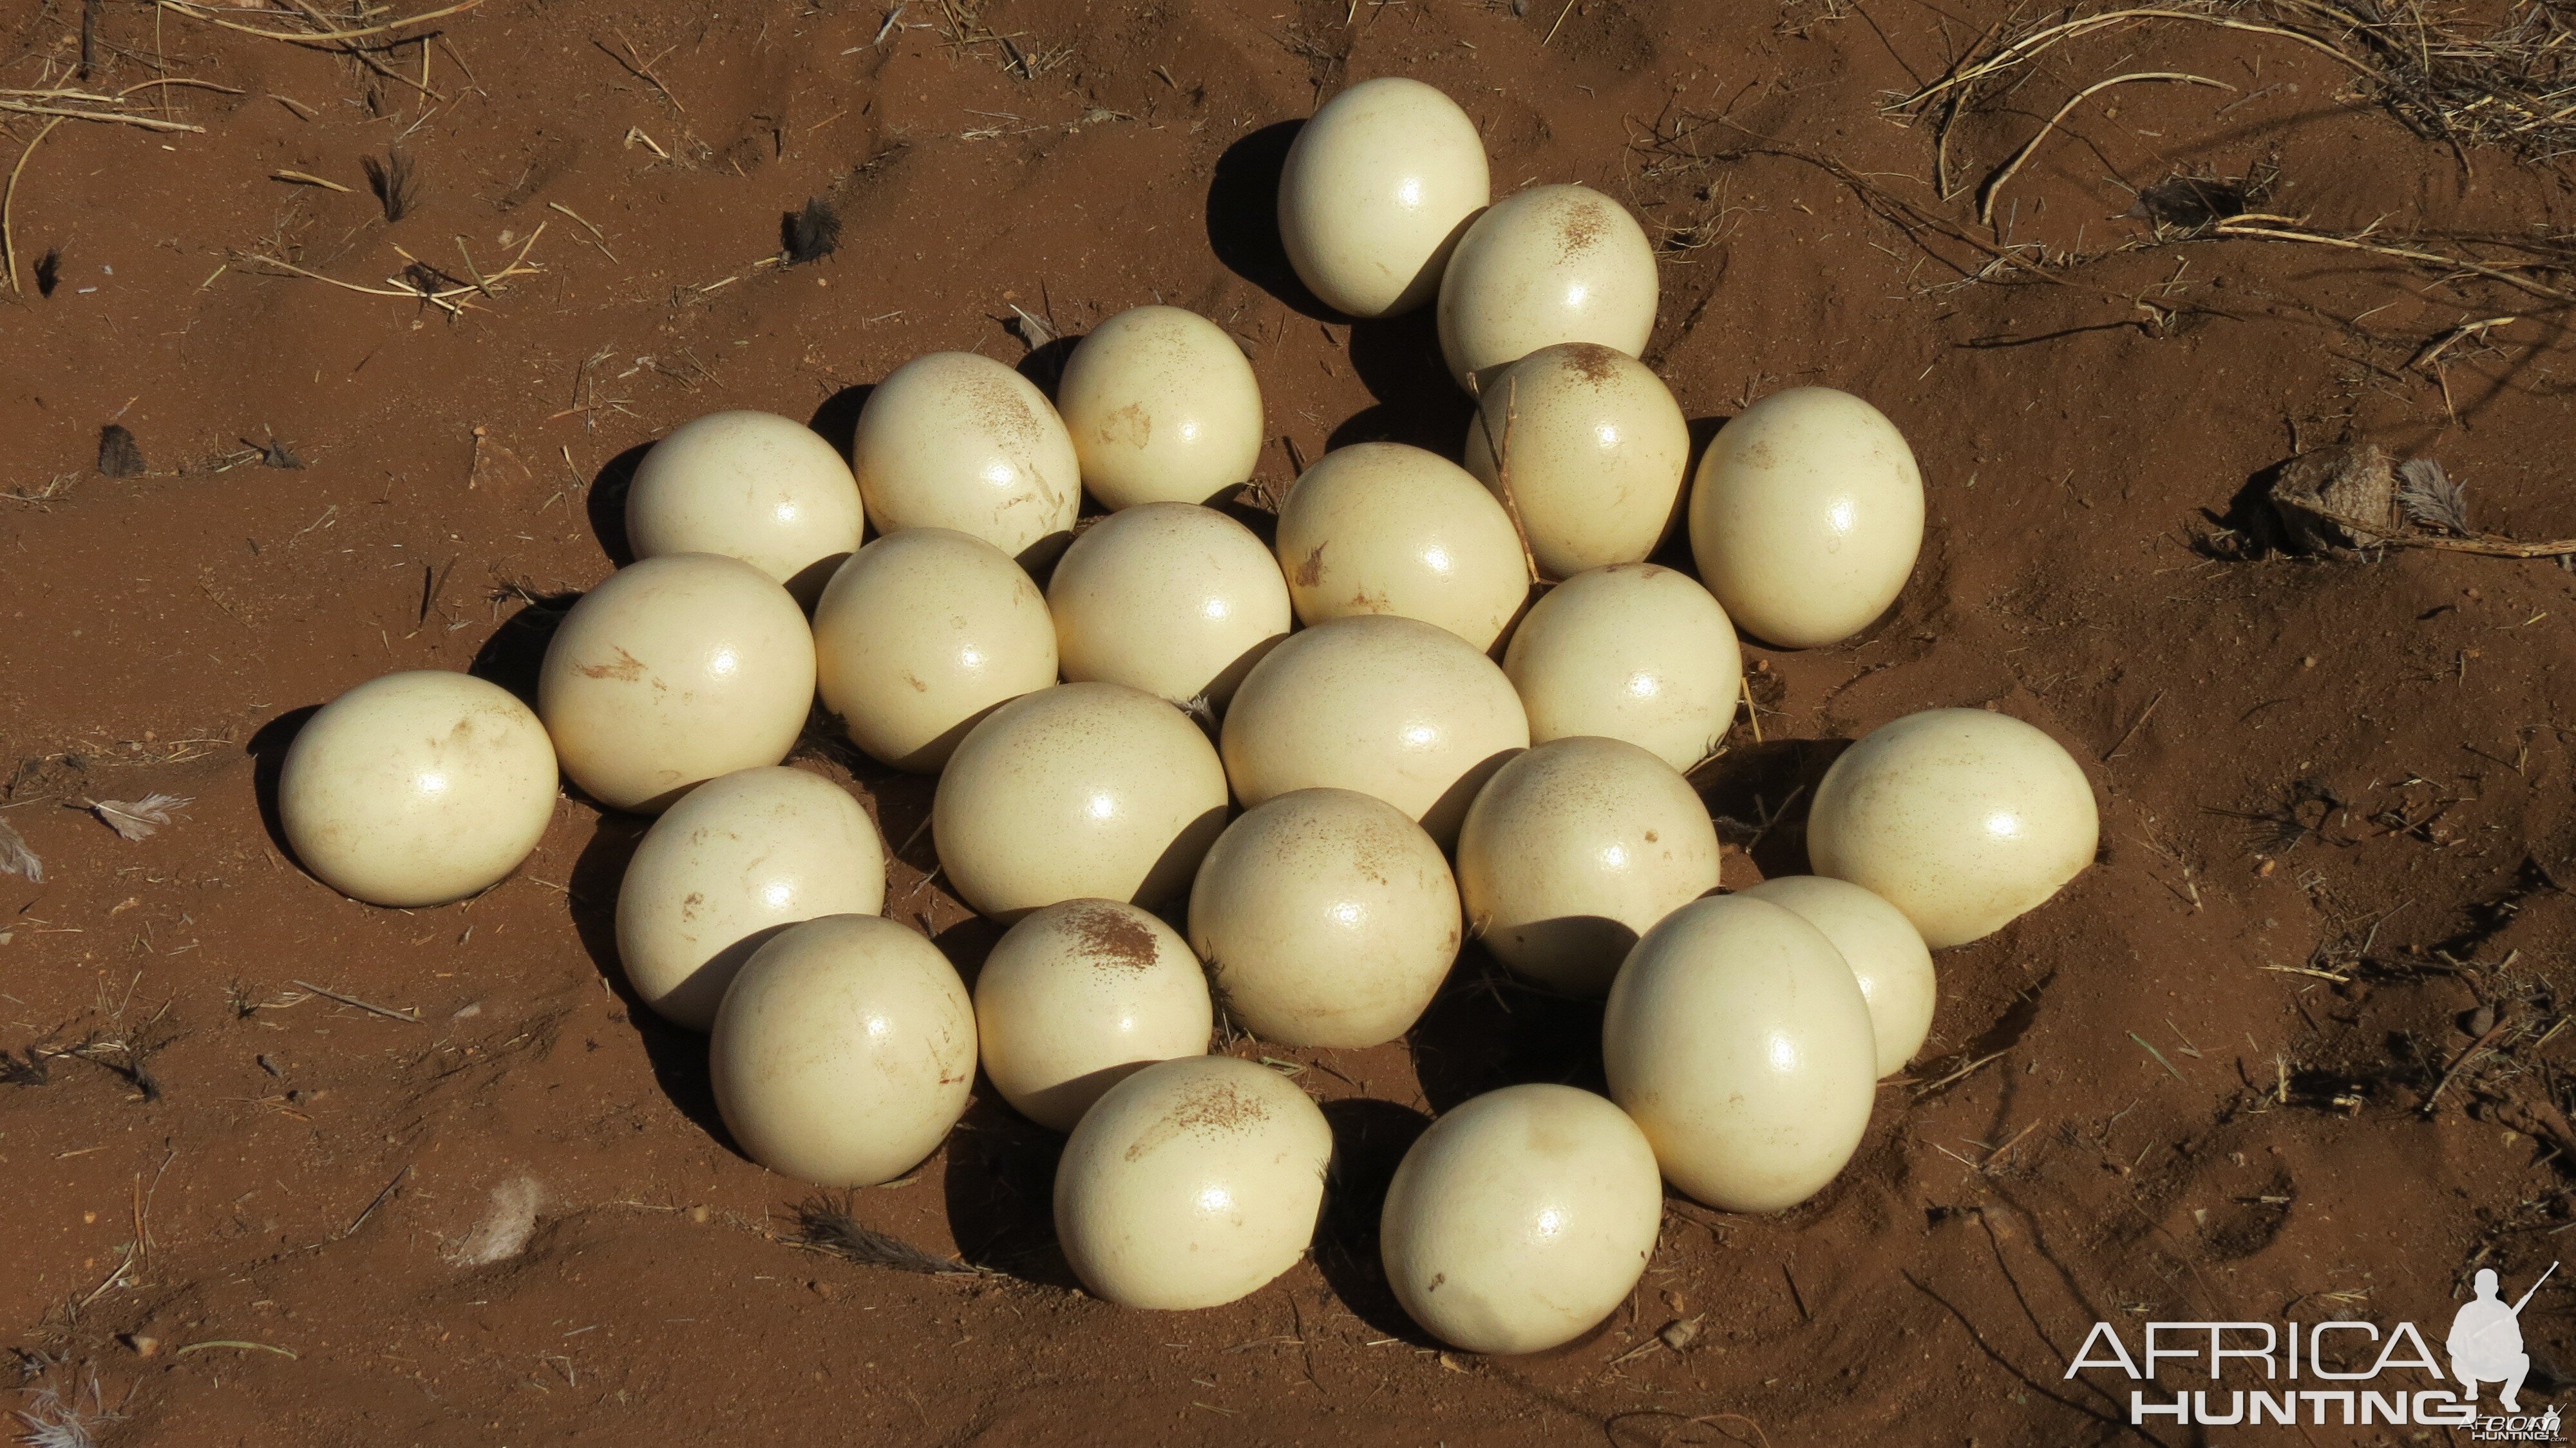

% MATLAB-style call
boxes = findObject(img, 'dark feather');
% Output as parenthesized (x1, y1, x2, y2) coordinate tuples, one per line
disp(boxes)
(33, 247, 59, 299)
(362, 149, 419, 224)
(790, 1194, 982, 1275)
(2127, 175, 2253, 229)
(781, 197, 840, 265)
(96, 424, 144, 479)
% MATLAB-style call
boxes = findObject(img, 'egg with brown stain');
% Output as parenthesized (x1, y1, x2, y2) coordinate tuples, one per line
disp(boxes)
(1461, 343, 1689, 578)
(1056, 306, 1265, 510)
(974, 899, 1214, 1131)
(1273, 442, 1530, 653)
(1437, 184, 1658, 392)
(811, 528, 1058, 772)
(851, 351, 1080, 563)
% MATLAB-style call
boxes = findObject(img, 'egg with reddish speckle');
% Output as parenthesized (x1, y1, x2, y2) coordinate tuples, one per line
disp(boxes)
(1437, 184, 1658, 391)
(852, 351, 1080, 562)
(974, 899, 1214, 1131)
(1056, 306, 1265, 510)
(1053, 1054, 1334, 1308)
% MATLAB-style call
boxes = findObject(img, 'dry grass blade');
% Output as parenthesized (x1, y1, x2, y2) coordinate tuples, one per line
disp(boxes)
(4, 116, 62, 296)
(86, 793, 191, 841)
(1894, 6, 2372, 114)
(2396, 458, 2472, 533)
(1978, 72, 2233, 224)
(0, 815, 42, 883)
(155, 0, 484, 44)
(2209, 217, 2574, 302)
(790, 1194, 989, 1274)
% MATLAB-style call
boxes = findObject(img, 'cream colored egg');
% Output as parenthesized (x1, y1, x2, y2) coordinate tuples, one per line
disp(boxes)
(974, 899, 1215, 1131)
(1456, 737, 1719, 997)
(278, 671, 558, 908)
(615, 766, 888, 1031)
(1276, 77, 1490, 319)
(1602, 894, 1877, 1212)
(536, 553, 815, 813)
(1688, 386, 1924, 649)
(1380, 1084, 1662, 1355)
(1274, 442, 1530, 652)
(1048, 503, 1289, 709)
(1437, 184, 1658, 391)
(1502, 564, 1741, 772)
(708, 914, 974, 1187)
(851, 352, 1080, 562)
(623, 410, 864, 606)
(933, 683, 1230, 920)
(1220, 614, 1529, 846)
(1188, 788, 1459, 1048)
(1056, 307, 1265, 511)
(1805, 708, 2098, 949)
(1461, 344, 1689, 578)
(1053, 1054, 1333, 1309)
(811, 528, 1058, 772)
(1738, 875, 1934, 1077)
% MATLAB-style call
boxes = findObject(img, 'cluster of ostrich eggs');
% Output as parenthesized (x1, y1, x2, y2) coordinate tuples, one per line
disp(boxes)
(267, 73, 2103, 1362)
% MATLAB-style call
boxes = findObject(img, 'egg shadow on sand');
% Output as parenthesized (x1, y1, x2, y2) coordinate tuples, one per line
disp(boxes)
(1311, 1096, 1437, 1344)
(1330, 307, 1473, 457)
(942, 1092, 1079, 1286)
(808, 384, 874, 460)
(1406, 944, 1608, 1116)
(469, 589, 582, 709)
(562, 810, 741, 1153)
(1206, 120, 1335, 322)
(583, 443, 654, 569)
(1696, 737, 1852, 879)
(244, 705, 322, 865)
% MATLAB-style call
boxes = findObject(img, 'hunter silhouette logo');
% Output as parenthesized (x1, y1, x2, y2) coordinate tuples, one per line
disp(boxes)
(2454, 1264, 2555, 1413)
(2062, 1259, 2562, 1434)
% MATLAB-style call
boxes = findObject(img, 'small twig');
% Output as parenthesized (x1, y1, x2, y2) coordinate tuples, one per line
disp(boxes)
(2103, 689, 2165, 760)
(1978, 73, 2233, 225)
(1542, 0, 1577, 45)
(2129, 1031, 2187, 1082)
(290, 980, 423, 1024)
(155, 0, 483, 44)
(174, 1340, 298, 1359)
(2211, 218, 2573, 303)
(3, 116, 62, 296)
(270, 169, 352, 192)
(342, 1163, 410, 1235)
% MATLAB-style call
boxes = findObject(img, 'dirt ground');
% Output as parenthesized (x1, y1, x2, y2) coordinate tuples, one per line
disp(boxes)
(6, 0, 2576, 1443)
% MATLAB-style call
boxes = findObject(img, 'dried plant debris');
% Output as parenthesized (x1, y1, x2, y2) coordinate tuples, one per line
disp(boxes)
(0, 815, 41, 883)
(2126, 174, 2257, 229)
(82, 793, 191, 841)
(781, 197, 840, 265)
(789, 1194, 987, 1275)
(258, 435, 305, 470)
(2396, 457, 2472, 535)
(1005, 302, 1056, 348)
(97, 424, 145, 478)
(2266, 445, 2576, 558)
(362, 149, 419, 224)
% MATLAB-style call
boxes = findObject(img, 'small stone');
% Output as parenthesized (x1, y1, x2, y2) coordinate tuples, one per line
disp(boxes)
(688, 1205, 709, 1224)
(1658, 1318, 1701, 1351)
(123, 1334, 158, 1358)
(2466, 1004, 2497, 1038)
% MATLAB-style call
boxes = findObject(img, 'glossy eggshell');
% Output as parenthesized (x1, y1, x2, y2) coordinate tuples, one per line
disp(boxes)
(851, 351, 1081, 562)
(1276, 76, 1490, 319)
(1379, 1084, 1663, 1355)
(708, 914, 975, 1187)
(811, 528, 1059, 772)
(1187, 788, 1460, 1049)
(1805, 708, 2098, 949)
(1455, 737, 1721, 997)
(1056, 307, 1265, 510)
(974, 899, 1215, 1131)
(614, 767, 888, 1031)
(536, 553, 815, 813)
(1220, 614, 1530, 846)
(1687, 386, 1924, 649)
(933, 683, 1231, 920)
(1048, 503, 1290, 709)
(1602, 894, 1877, 1212)
(1273, 442, 1530, 652)
(278, 670, 558, 908)
(623, 410, 864, 606)
(1052, 1054, 1334, 1309)
(1738, 875, 1935, 1077)
(1437, 184, 1658, 391)
(1461, 344, 1689, 578)
(1502, 564, 1742, 772)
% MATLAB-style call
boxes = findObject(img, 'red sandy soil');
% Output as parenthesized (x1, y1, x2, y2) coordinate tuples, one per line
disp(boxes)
(6, 1, 2576, 1443)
